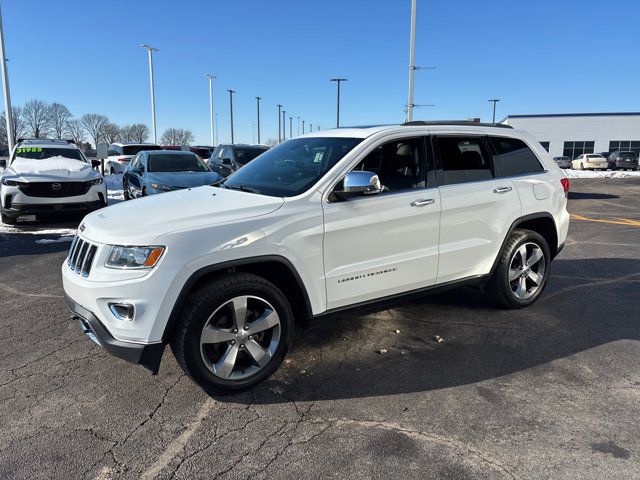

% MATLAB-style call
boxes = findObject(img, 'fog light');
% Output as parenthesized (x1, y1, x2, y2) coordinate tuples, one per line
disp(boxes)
(108, 303, 135, 321)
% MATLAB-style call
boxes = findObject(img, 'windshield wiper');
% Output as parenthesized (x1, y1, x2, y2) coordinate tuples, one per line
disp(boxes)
(226, 184, 261, 194)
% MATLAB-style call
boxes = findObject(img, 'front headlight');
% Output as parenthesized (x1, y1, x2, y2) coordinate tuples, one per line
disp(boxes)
(1, 178, 20, 186)
(105, 245, 165, 269)
(91, 178, 103, 185)
(150, 182, 172, 191)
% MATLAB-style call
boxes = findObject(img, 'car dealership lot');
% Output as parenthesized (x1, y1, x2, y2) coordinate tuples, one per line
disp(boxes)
(0, 179, 639, 479)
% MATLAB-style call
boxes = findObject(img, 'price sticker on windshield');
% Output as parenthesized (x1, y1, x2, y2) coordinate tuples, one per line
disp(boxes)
(16, 147, 43, 154)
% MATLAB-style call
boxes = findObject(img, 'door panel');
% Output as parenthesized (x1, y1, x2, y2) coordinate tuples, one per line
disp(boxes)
(437, 179, 520, 283)
(323, 188, 441, 309)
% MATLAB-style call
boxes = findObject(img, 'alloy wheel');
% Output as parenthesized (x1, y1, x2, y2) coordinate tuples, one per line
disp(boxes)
(200, 295, 281, 380)
(508, 242, 546, 300)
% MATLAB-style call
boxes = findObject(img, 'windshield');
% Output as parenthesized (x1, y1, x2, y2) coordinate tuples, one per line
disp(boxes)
(234, 147, 268, 165)
(148, 154, 210, 172)
(12, 147, 84, 162)
(123, 145, 162, 156)
(222, 137, 362, 197)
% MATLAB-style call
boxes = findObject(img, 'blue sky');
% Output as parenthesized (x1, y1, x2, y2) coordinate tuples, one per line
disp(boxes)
(3, 0, 639, 145)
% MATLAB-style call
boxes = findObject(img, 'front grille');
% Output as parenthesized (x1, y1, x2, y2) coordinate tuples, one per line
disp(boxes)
(67, 235, 98, 277)
(19, 181, 91, 198)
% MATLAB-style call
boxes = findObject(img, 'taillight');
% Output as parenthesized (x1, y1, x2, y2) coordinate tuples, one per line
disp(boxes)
(561, 178, 570, 193)
(117, 157, 130, 163)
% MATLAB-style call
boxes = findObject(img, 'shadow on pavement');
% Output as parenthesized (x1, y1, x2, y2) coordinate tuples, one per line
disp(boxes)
(568, 192, 619, 200)
(222, 257, 640, 404)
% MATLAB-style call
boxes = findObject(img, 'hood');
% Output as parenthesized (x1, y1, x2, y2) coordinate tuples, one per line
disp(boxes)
(7, 156, 97, 181)
(147, 171, 221, 189)
(81, 186, 284, 245)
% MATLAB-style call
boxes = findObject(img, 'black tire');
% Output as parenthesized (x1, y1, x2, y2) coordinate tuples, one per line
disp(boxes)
(123, 180, 130, 200)
(486, 228, 551, 309)
(170, 273, 294, 394)
(1, 211, 16, 225)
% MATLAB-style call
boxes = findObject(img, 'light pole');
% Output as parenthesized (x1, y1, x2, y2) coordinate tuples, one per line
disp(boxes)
(310, 123, 313, 132)
(205, 74, 216, 146)
(255, 96, 261, 144)
(317, 125, 320, 131)
(302, 120, 305, 134)
(297, 116, 300, 136)
(227, 89, 235, 144)
(289, 116, 292, 138)
(404, 103, 434, 122)
(140, 44, 159, 143)
(406, 0, 418, 122)
(282, 110, 286, 141)
(0, 4, 13, 153)
(277, 104, 282, 143)
(489, 98, 500, 123)
(330, 78, 347, 127)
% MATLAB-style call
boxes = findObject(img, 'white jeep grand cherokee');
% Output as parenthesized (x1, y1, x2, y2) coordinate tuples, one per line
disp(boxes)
(1, 139, 107, 225)
(63, 122, 570, 394)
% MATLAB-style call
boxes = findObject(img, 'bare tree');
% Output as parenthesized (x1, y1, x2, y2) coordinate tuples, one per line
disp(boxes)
(23, 99, 51, 138)
(66, 119, 86, 145)
(124, 123, 150, 143)
(80, 113, 109, 148)
(264, 138, 278, 147)
(47, 103, 72, 139)
(0, 106, 26, 148)
(102, 122, 122, 144)
(160, 128, 195, 146)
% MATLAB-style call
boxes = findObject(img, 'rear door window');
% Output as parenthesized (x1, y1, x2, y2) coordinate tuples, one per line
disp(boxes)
(435, 136, 493, 185)
(489, 136, 544, 177)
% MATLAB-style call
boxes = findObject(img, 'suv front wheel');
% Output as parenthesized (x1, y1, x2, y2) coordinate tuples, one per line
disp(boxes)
(486, 229, 551, 308)
(171, 273, 293, 394)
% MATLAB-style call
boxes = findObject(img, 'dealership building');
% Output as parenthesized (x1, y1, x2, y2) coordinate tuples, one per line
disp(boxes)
(500, 112, 640, 159)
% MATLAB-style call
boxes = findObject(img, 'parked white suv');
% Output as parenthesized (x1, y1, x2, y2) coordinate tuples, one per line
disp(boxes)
(105, 142, 161, 174)
(1, 139, 107, 225)
(63, 122, 570, 393)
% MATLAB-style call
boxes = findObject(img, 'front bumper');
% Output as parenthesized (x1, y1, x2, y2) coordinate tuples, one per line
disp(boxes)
(65, 293, 165, 374)
(2, 199, 106, 219)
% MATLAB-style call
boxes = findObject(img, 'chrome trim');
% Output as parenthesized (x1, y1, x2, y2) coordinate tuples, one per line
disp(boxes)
(410, 198, 435, 207)
(493, 186, 513, 194)
(109, 303, 135, 322)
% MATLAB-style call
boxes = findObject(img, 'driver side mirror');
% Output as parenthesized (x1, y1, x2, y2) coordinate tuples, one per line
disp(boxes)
(222, 157, 232, 165)
(333, 171, 382, 200)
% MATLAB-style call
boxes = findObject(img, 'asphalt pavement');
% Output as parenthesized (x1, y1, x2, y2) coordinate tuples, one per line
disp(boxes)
(1, 178, 639, 479)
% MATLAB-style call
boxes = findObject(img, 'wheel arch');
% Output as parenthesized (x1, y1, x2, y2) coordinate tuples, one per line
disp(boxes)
(162, 255, 312, 343)
(490, 212, 559, 275)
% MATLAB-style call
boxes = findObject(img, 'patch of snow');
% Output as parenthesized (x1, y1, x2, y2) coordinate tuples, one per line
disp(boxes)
(0, 225, 77, 235)
(35, 237, 74, 244)
(10, 156, 92, 175)
(564, 169, 640, 179)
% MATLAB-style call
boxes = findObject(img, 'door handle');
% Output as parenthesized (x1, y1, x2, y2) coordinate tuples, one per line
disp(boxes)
(410, 198, 435, 207)
(493, 186, 512, 194)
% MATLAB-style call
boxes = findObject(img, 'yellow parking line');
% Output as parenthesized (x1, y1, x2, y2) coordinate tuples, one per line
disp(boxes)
(571, 213, 640, 227)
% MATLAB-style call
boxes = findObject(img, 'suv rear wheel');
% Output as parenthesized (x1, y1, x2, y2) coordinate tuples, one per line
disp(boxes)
(171, 273, 293, 394)
(486, 229, 550, 308)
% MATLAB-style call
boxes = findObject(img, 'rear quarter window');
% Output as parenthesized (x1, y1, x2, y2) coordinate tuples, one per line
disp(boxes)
(489, 136, 544, 177)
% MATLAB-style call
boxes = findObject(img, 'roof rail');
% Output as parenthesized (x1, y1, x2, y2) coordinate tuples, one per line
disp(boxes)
(402, 120, 513, 129)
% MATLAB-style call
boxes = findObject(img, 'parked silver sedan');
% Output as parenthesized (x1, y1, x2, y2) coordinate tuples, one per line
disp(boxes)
(553, 156, 571, 168)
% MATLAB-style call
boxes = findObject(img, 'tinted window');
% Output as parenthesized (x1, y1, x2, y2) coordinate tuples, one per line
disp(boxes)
(122, 145, 162, 156)
(437, 136, 493, 185)
(147, 153, 209, 172)
(222, 137, 362, 197)
(234, 147, 268, 166)
(12, 147, 84, 162)
(489, 136, 544, 177)
(351, 138, 425, 192)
